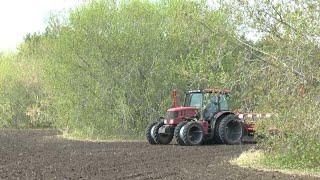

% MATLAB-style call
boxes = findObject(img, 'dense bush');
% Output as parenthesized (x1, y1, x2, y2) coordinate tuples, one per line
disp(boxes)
(224, 0, 320, 171)
(0, 54, 52, 128)
(17, 0, 242, 138)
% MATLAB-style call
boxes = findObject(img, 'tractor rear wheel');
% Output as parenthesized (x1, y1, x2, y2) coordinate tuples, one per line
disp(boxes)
(181, 121, 204, 146)
(152, 121, 173, 145)
(213, 120, 223, 144)
(146, 121, 158, 145)
(174, 121, 187, 145)
(218, 114, 243, 145)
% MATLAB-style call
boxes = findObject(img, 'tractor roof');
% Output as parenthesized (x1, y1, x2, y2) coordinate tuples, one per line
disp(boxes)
(167, 106, 198, 112)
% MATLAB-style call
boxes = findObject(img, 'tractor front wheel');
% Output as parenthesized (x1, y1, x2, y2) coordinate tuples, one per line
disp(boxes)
(181, 121, 204, 146)
(146, 121, 158, 145)
(174, 121, 187, 145)
(152, 121, 173, 145)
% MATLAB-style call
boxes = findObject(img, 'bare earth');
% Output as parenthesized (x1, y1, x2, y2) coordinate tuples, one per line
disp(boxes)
(0, 129, 317, 180)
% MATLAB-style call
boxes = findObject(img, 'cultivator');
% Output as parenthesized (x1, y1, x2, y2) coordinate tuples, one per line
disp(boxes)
(146, 88, 274, 146)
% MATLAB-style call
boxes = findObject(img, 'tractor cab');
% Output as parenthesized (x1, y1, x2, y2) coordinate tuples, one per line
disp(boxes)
(184, 89, 231, 120)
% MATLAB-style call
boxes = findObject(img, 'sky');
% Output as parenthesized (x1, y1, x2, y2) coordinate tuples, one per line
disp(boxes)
(0, 0, 86, 52)
(0, 0, 260, 52)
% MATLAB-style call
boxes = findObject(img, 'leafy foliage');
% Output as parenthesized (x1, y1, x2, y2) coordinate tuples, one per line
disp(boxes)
(224, 0, 320, 171)
(0, 54, 52, 128)
(16, 0, 241, 138)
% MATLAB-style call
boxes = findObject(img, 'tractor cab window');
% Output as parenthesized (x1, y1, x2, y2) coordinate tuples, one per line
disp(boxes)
(186, 93, 203, 108)
(219, 94, 229, 111)
(203, 96, 218, 120)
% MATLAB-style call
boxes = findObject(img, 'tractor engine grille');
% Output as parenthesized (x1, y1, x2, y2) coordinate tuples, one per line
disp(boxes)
(165, 111, 179, 119)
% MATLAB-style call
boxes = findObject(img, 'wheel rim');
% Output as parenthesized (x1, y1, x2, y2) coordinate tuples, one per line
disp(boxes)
(225, 121, 242, 142)
(188, 126, 203, 144)
(151, 126, 156, 138)
(179, 125, 185, 139)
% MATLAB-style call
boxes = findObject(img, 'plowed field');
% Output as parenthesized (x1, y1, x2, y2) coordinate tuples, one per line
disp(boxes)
(0, 130, 316, 180)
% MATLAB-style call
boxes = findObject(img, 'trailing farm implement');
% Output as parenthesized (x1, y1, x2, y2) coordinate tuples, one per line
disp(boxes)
(146, 88, 272, 146)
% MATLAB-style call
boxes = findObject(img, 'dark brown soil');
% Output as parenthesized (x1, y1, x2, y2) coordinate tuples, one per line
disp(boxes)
(0, 129, 317, 180)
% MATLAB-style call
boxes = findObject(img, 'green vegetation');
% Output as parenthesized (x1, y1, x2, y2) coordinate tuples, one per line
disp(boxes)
(0, 53, 52, 128)
(231, 150, 320, 177)
(0, 0, 319, 173)
(223, 0, 320, 173)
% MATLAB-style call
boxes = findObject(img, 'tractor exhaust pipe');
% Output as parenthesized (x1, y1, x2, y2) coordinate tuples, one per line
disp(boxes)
(171, 89, 179, 107)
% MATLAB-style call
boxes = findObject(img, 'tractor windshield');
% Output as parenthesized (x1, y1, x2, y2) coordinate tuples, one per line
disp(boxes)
(185, 93, 203, 108)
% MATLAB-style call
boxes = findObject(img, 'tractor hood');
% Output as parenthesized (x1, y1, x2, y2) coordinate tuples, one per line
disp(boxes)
(164, 106, 199, 125)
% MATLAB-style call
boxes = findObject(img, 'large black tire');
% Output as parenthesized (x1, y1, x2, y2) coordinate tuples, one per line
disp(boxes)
(218, 114, 243, 145)
(181, 121, 204, 146)
(174, 121, 187, 145)
(146, 121, 158, 145)
(213, 120, 223, 144)
(152, 121, 173, 145)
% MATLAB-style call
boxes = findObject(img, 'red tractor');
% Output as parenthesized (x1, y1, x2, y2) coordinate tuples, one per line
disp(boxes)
(146, 88, 250, 146)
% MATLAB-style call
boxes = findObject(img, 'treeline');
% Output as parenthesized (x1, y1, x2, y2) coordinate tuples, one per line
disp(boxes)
(0, 0, 319, 171)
